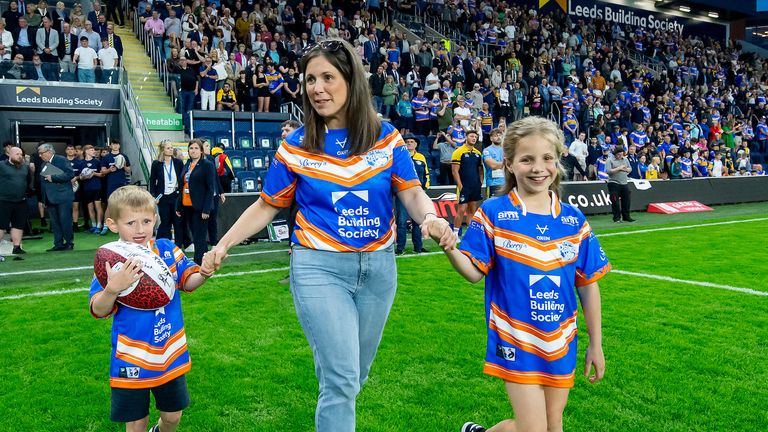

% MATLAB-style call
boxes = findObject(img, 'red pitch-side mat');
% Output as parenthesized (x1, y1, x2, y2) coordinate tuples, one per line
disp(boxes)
(647, 201, 714, 214)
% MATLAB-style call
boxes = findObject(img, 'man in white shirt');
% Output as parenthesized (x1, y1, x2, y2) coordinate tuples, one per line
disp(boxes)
(424, 67, 440, 92)
(568, 131, 589, 180)
(97, 37, 118, 83)
(0, 20, 13, 61)
(73, 35, 97, 83)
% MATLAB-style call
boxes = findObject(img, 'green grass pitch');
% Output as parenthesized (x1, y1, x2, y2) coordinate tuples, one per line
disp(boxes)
(0, 202, 766, 431)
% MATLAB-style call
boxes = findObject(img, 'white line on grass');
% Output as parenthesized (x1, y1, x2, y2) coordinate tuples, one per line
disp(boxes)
(611, 270, 768, 297)
(2, 217, 767, 279)
(0, 254, 446, 300)
(598, 217, 768, 237)
(4, 259, 766, 301)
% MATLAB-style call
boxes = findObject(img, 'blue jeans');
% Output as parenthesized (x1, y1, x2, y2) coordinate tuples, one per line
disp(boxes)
(395, 197, 422, 253)
(289, 245, 397, 432)
(77, 68, 95, 83)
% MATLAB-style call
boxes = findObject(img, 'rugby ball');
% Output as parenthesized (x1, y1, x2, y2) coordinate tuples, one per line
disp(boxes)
(94, 241, 176, 310)
(80, 167, 95, 179)
(114, 154, 126, 170)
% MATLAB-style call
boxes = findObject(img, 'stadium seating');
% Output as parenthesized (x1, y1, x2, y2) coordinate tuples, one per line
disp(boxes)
(245, 150, 268, 170)
(236, 171, 260, 192)
(236, 135, 254, 150)
(257, 136, 274, 150)
(228, 150, 247, 172)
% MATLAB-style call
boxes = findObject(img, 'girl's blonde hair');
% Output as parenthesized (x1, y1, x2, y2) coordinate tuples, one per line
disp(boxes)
(499, 116, 565, 196)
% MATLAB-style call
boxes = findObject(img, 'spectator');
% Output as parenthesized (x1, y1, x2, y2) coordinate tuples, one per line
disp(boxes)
(72, 35, 96, 82)
(35, 16, 58, 63)
(143, 10, 164, 60)
(105, 0, 124, 27)
(265, 62, 284, 112)
(0, 146, 31, 257)
(568, 131, 588, 180)
(216, 81, 238, 111)
(78, 20, 100, 51)
(606, 146, 634, 223)
(381, 74, 397, 119)
(86, 1, 103, 29)
(395, 133, 429, 255)
(210, 143, 234, 193)
(198, 56, 218, 110)
(451, 129, 483, 237)
(57, 22, 77, 75)
(97, 37, 118, 83)
(234, 70, 251, 112)
(177, 57, 198, 134)
(0, 20, 12, 61)
(483, 128, 505, 196)
(12, 17, 36, 60)
(395, 92, 413, 134)
(252, 63, 269, 112)
(64, 144, 84, 231)
(27, 53, 57, 80)
(3, 2, 23, 34)
(368, 63, 385, 114)
(150, 140, 184, 248)
(176, 139, 215, 264)
(560, 145, 587, 182)
(37, 143, 75, 251)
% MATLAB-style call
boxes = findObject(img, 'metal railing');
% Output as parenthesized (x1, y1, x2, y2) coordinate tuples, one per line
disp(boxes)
(280, 102, 305, 123)
(119, 68, 156, 183)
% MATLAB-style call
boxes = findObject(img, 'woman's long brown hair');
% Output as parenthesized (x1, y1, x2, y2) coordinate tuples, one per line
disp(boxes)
(299, 38, 381, 156)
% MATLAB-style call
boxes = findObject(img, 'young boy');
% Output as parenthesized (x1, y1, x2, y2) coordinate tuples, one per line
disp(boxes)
(90, 186, 209, 432)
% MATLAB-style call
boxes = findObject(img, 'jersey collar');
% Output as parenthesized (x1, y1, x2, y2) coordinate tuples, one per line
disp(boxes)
(509, 188, 561, 218)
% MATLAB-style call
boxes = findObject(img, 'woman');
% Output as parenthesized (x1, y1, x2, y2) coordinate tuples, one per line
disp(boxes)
(251, 31, 267, 60)
(54, 1, 69, 33)
(235, 70, 252, 112)
(381, 74, 398, 119)
(176, 139, 216, 264)
(69, 3, 85, 30)
(252, 63, 269, 112)
(201, 39, 454, 432)
(181, 14, 197, 41)
(529, 85, 543, 116)
(150, 140, 185, 248)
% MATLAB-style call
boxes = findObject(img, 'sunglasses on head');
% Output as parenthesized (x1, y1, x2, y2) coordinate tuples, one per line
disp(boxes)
(301, 39, 344, 57)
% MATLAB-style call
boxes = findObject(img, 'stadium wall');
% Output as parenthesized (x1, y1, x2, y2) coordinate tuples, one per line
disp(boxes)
(217, 176, 768, 239)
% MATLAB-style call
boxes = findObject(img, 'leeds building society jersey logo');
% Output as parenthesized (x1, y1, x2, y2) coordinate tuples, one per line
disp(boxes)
(332, 190, 382, 240)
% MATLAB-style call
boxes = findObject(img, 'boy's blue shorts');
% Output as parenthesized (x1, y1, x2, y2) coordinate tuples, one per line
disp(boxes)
(110, 374, 190, 422)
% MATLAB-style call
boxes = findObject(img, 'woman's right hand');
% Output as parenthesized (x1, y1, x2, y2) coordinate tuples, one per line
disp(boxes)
(201, 245, 228, 277)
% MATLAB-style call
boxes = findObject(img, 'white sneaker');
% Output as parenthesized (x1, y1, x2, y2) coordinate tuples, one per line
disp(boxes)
(185, 244, 195, 253)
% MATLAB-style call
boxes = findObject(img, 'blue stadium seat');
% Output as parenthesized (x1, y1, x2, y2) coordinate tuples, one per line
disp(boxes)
(245, 149, 268, 170)
(215, 133, 233, 149)
(236, 135, 253, 150)
(196, 135, 213, 147)
(228, 150, 246, 172)
(237, 171, 260, 192)
(273, 135, 283, 148)
(257, 136, 273, 149)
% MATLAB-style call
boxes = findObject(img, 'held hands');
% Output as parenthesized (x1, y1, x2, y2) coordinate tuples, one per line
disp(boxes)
(584, 343, 605, 384)
(421, 215, 457, 251)
(104, 258, 143, 295)
(200, 246, 228, 278)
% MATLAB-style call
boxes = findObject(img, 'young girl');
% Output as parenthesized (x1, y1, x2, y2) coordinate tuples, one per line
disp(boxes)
(431, 117, 610, 432)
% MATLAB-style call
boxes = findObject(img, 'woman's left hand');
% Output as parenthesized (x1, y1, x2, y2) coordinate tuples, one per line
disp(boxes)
(584, 343, 605, 384)
(201, 213, 210, 220)
(421, 216, 456, 250)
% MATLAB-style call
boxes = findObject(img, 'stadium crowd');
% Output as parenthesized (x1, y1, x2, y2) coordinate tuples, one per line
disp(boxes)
(122, 0, 768, 184)
(0, 0, 123, 83)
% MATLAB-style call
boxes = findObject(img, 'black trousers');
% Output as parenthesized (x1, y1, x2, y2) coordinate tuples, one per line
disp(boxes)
(157, 193, 183, 248)
(607, 182, 631, 221)
(207, 198, 219, 245)
(48, 200, 74, 247)
(106, 0, 125, 25)
(182, 206, 207, 264)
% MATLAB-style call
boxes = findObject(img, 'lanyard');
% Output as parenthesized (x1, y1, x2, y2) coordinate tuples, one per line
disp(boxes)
(165, 161, 174, 183)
